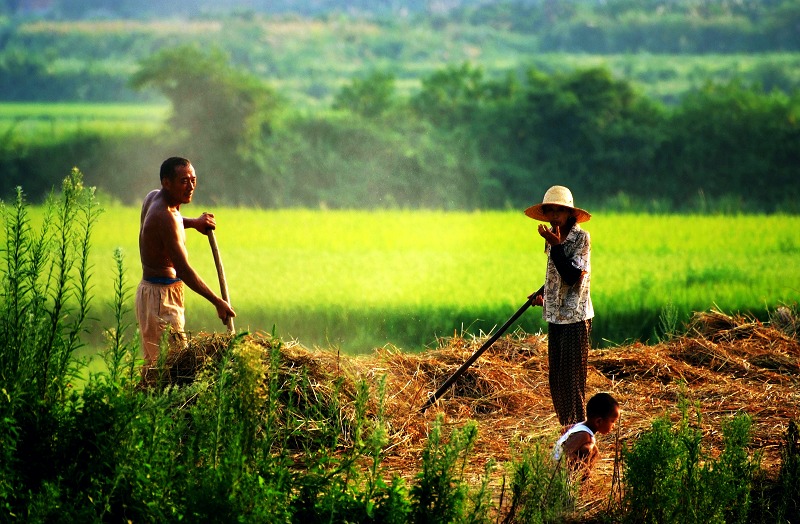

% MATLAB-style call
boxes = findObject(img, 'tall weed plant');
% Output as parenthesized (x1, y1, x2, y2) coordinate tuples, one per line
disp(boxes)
(1, 169, 102, 518)
(502, 440, 575, 523)
(774, 420, 800, 523)
(411, 416, 482, 523)
(1, 168, 101, 402)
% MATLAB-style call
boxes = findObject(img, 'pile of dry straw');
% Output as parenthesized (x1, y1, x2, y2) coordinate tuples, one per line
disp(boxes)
(155, 306, 800, 516)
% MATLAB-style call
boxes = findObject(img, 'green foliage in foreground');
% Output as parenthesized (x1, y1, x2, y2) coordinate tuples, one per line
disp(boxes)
(622, 395, 800, 524)
(1, 172, 798, 522)
(622, 395, 757, 524)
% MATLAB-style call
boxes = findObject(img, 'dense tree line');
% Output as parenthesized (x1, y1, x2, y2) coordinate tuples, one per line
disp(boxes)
(2, 46, 797, 213)
(459, 0, 800, 53)
(2, 3, 800, 104)
(244, 60, 800, 212)
(4, 1, 800, 54)
(5, 0, 800, 41)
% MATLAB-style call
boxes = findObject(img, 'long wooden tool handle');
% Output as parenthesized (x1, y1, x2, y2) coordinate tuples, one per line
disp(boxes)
(208, 229, 235, 333)
(420, 296, 534, 413)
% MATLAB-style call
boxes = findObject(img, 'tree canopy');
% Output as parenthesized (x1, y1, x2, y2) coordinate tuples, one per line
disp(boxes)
(129, 45, 280, 203)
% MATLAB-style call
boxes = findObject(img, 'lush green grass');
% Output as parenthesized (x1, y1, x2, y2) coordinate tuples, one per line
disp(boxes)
(0, 102, 168, 141)
(73, 206, 799, 354)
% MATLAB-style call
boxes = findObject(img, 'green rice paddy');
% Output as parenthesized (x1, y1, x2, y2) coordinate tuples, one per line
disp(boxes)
(74, 206, 800, 354)
(0, 103, 169, 141)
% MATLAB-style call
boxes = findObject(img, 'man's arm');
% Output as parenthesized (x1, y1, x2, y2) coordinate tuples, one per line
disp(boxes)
(162, 211, 235, 323)
(183, 212, 216, 234)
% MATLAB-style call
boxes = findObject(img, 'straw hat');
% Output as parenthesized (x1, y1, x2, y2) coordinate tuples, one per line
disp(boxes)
(524, 185, 591, 223)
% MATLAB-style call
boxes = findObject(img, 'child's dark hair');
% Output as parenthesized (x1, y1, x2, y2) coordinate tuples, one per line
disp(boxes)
(586, 392, 619, 419)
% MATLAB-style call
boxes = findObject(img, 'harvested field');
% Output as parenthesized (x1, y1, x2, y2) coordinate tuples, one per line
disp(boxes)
(156, 307, 800, 520)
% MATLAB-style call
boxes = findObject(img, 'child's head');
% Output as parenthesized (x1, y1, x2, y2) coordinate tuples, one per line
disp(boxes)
(585, 392, 620, 435)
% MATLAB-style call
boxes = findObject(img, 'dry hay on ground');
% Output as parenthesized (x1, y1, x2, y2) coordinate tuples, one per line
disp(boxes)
(154, 307, 800, 519)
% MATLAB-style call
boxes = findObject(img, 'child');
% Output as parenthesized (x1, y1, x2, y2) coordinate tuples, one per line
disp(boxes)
(553, 392, 620, 476)
(525, 185, 593, 426)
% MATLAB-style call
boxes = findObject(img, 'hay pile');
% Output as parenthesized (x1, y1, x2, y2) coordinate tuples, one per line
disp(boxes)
(154, 307, 800, 517)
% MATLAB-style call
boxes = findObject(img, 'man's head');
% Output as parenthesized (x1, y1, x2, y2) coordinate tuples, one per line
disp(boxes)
(586, 392, 620, 435)
(159, 157, 196, 206)
(160, 157, 191, 182)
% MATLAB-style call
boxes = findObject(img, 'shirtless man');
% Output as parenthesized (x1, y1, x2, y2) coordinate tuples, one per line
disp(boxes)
(136, 157, 236, 366)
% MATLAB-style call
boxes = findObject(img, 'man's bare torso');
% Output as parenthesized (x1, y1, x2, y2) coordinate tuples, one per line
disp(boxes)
(139, 189, 185, 280)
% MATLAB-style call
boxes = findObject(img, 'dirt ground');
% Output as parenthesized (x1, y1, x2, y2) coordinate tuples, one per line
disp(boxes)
(176, 307, 799, 520)
(343, 308, 798, 518)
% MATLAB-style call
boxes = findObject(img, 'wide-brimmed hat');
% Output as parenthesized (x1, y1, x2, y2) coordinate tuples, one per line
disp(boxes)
(524, 185, 591, 223)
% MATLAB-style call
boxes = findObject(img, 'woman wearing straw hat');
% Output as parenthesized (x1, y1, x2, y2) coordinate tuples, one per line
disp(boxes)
(525, 185, 593, 427)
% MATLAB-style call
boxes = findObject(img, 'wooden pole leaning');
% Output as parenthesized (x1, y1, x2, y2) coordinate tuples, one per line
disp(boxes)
(420, 296, 535, 413)
(207, 229, 235, 333)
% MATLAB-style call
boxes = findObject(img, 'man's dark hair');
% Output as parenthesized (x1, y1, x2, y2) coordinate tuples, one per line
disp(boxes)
(586, 392, 619, 419)
(160, 157, 191, 181)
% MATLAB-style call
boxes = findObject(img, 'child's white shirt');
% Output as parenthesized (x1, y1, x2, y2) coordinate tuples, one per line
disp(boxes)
(553, 422, 595, 461)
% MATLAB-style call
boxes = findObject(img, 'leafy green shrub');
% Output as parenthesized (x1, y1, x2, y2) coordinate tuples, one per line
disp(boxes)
(621, 397, 757, 524)
(0, 395, 17, 515)
(102, 247, 140, 387)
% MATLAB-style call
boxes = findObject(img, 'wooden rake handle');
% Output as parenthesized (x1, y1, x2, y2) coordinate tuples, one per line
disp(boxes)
(420, 295, 534, 413)
(208, 229, 235, 333)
